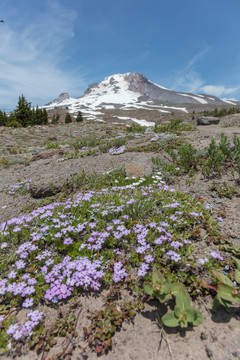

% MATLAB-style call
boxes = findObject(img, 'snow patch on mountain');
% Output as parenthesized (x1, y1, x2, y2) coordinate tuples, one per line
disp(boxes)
(179, 93, 208, 104)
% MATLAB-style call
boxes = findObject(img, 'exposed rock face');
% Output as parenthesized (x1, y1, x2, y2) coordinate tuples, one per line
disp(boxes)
(45, 93, 70, 106)
(197, 117, 220, 125)
(124, 73, 227, 105)
(83, 83, 99, 96)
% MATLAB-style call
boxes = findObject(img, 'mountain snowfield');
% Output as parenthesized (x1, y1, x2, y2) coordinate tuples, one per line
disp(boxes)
(44, 72, 237, 126)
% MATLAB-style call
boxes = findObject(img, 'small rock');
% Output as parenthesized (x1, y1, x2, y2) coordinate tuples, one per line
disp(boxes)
(200, 332, 208, 340)
(232, 350, 239, 357)
(200, 228, 207, 238)
(205, 346, 213, 358)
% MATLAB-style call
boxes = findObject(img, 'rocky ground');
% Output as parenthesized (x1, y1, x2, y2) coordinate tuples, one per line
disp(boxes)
(0, 115, 240, 360)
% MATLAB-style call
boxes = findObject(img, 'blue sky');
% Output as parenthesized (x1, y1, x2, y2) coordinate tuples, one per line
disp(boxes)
(1, 0, 240, 110)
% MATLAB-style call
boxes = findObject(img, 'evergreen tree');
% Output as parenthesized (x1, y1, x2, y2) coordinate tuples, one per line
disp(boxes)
(76, 111, 83, 122)
(14, 95, 32, 127)
(6, 112, 20, 127)
(64, 112, 72, 124)
(52, 113, 60, 124)
(43, 108, 48, 125)
(0, 110, 7, 126)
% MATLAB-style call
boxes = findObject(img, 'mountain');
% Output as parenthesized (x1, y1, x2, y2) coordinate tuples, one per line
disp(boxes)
(44, 72, 237, 124)
(45, 93, 71, 106)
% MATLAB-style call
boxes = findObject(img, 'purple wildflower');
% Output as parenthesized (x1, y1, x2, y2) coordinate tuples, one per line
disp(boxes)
(63, 238, 73, 245)
(15, 260, 26, 270)
(166, 250, 181, 262)
(6, 323, 19, 335)
(22, 298, 34, 308)
(210, 251, 224, 261)
(8, 270, 17, 279)
(144, 254, 154, 263)
(137, 263, 149, 277)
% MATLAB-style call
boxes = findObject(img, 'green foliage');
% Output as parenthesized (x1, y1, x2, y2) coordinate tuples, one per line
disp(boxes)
(152, 142, 200, 181)
(165, 143, 199, 172)
(64, 112, 72, 124)
(1, 97, 48, 127)
(211, 268, 240, 312)
(99, 137, 126, 153)
(153, 119, 195, 134)
(84, 292, 142, 355)
(210, 183, 240, 199)
(76, 111, 83, 122)
(70, 135, 104, 150)
(202, 133, 240, 177)
(126, 124, 147, 133)
(51, 113, 60, 124)
(144, 271, 203, 328)
(44, 141, 60, 149)
(31, 106, 48, 126)
(0, 110, 8, 126)
(14, 95, 32, 127)
(202, 106, 240, 118)
(0, 157, 11, 167)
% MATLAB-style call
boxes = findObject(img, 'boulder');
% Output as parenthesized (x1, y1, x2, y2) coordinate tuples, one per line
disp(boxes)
(197, 117, 220, 125)
(29, 178, 65, 198)
(125, 163, 145, 178)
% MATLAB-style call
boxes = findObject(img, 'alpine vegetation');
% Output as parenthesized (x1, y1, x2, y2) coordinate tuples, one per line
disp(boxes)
(0, 169, 239, 356)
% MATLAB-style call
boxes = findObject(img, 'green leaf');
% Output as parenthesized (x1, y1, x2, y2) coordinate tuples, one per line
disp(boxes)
(155, 292, 172, 303)
(162, 311, 179, 327)
(143, 283, 154, 296)
(235, 269, 240, 284)
(180, 319, 188, 328)
(174, 305, 181, 318)
(152, 270, 162, 285)
(217, 283, 237, 302)
(212, 270, 233, 286)
(233, 257, 240, 271)
(185, 308, 196, 323)
(175, 288, 191, 311)
(192, 311, 203, 326)
(167, 282, 184, 296)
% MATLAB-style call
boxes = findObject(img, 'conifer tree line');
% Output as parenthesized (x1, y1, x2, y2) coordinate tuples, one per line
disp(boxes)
(0, 95, 48, 127)
(0, 95, 84, 127)
(203, 106, 240, 118)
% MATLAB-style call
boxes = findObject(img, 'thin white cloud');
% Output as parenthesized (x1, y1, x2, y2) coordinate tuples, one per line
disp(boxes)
(185, 46, 211, 71)
(172, 71, 204, 93)
(0, 1, 85, 109)
(171, 48, 240, 99)
(201, 85, 240, 97)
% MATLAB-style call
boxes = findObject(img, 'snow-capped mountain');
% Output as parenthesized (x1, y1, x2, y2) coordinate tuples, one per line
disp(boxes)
(44, 72, 237, 123)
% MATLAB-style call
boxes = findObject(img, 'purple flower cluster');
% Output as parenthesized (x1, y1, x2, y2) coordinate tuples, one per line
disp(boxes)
(44, 256, 104, 301)
(166, 250, 182, 262)
(6, 310, 43, 340)
(210, 251, 224, 261)
(0, 176, 217, 347)
(137, 263, 149, 277)
(6, 179, 32, 196)
(112, 262, 128, 283)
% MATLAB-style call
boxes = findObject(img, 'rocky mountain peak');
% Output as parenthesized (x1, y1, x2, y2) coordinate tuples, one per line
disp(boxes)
(45, 93, 70, 106)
